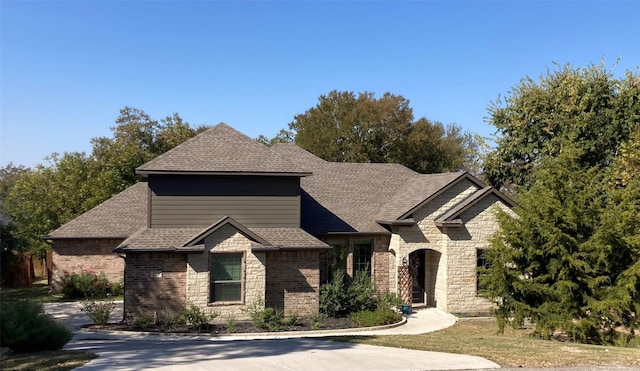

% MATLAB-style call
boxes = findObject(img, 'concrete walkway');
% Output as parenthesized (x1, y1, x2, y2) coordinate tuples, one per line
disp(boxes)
(46, 302, 500, 370)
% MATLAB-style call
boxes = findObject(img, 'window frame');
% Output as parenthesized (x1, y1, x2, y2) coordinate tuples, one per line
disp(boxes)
(209, 252, 243, 304)
(353, 239, 373, 276)
(476, 248, 489, 295)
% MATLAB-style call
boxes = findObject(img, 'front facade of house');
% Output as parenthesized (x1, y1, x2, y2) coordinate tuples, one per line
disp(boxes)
(46, 123, 513, 319)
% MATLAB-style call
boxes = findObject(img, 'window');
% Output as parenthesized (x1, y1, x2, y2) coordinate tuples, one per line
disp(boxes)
(476, 249, 489, 293)
(325, 239, 348, 284)
(353, 240, 373, 276)
(210, 253, 242, 302)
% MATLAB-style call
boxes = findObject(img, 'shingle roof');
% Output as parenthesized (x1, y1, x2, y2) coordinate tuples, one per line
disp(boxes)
(435, 186, 515, 226)
(114, 220, 328, 252)
(116, 227, 203, 251)
(45, 183, 148, 239)
(136, 123, 310, 175)
(250, 227, 328, 249)
(270, 145, 419, 234)
(375, 172, 473, 222)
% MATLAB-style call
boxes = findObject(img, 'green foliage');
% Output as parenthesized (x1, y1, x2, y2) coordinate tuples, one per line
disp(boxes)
(226, 316, 237, 333)
(182, 305, 217, 331)
(319, 269, 380, 317)
(0, 300, 73, 352)
(319, 269, 347, 317)
(80, 298, 115, 326)
(481, 154, 640, 344)
(250, 306, 285, 331)
(61, 270, 123, 299)
(484, 62, 640, 191)
(310, 312, 325, 330)
(157, 307, 184, 330)
(376, 291, 405, 311)
(289, 90, 478, 173)
(3, 107, 205, 258)
(350, 309, 402, 327)
(131, 312, 154, 329)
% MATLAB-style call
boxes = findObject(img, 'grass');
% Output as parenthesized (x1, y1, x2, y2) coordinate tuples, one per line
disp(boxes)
(328, 318, 640, 368)
(0, 350, 96, 371)
(0, 282, 65, 303)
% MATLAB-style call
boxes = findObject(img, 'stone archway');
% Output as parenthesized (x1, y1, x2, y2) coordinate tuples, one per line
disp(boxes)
(408, 249, 441, 307)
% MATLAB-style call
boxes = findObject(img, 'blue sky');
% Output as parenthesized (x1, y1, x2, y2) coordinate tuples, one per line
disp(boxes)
(2, 1, 639, 168)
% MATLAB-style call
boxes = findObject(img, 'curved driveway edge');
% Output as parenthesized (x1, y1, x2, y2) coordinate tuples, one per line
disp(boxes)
(47, 302, 501, 370)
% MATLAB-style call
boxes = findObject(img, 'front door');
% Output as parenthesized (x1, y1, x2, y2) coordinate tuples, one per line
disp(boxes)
(410, 250, 425, 304)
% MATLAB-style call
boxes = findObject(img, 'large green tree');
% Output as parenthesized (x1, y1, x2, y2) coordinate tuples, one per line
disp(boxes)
(481, 63, 640, 345)
(288, 90, 478, 173)
(3, 107, 205, 258)
(484, 63, 639, 191)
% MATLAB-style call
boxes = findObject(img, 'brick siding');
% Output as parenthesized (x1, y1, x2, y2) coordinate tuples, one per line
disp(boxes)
(265, 250, 320, 316)
(124, 252, 187, 317)
(50, 239, 124, 292)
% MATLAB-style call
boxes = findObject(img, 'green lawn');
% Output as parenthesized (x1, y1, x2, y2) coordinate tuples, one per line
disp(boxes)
(0, 282, 65, 303)
(328, 318, 640, 368)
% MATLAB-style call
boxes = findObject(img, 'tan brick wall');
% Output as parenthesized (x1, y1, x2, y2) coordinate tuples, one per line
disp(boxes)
(266, 250, 320, 316)
(186, 225, 266, 320)
(51, 239, 125, 292)
(124, 252, 187, 317)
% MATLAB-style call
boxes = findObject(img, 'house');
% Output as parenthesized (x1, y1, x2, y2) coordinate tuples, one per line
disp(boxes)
(46, 123, 514, 319)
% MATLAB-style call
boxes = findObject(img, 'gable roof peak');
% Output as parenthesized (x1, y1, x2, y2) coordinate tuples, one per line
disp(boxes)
(136, 123, 310, 176)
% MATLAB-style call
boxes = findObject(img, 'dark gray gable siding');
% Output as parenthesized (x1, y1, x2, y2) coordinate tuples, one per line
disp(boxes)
(148, 175, 301, 228)
(150, 195, 301, 228)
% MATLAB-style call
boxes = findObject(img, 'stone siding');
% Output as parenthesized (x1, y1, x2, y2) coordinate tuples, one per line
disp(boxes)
(50, 239, 124, 292)
(443, 194, 512, 313)
(388, 179, 513, 314)
(266, 250, 320, 316)
(389, 179, 480, 309)
(124, 252, 187, 317)
(186, 224, 266, 320)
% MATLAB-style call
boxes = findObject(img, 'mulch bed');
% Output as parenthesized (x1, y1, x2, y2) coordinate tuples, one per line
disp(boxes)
(86, 316, 361, 335)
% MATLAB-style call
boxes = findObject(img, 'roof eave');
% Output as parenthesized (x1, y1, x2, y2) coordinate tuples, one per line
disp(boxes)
(47, 235, 129, 241)
(136, 170, 313, 178)
(434, 219, 464, 228)
(375, 218, 416, 226)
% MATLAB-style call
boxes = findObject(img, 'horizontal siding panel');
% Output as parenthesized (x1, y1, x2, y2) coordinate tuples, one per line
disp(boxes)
(150, 195, 300, 228)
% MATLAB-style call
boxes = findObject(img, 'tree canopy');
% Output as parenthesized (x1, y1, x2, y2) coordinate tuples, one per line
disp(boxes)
(483, 63, 640, 191)
(1, 107, 205, 258)
(480, 63, 640, 345)
(287, 90, 479, 174)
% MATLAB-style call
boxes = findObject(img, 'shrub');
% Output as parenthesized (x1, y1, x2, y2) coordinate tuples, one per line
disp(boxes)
(226, 316, 237, 333)
(182, 305, 216, 331)
(158, 307, 184, 330)
(80, 298, 115, 325)
(61, 270, 123, 299)
(346, 270, 377, 313)
(320, 269, 378, 317)
(310, 312, 325, 330)
(132, 312, 154, 329)
(0, 300, 73, 352)
(350, 309, 402, 327)
(319, 269, 347, 317)
(284, 314, 299, 328)
(377, 291, 404, 312)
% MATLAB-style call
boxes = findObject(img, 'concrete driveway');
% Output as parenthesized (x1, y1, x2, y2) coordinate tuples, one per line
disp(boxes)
(47, 302, 500, 370)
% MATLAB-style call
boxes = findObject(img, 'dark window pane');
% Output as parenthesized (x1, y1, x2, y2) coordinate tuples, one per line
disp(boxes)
(354, 240, 372, 276)
(210, 253, 242, 302)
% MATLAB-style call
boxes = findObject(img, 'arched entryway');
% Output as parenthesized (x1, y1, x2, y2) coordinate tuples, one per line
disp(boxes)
(408, 249, 440, 307)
